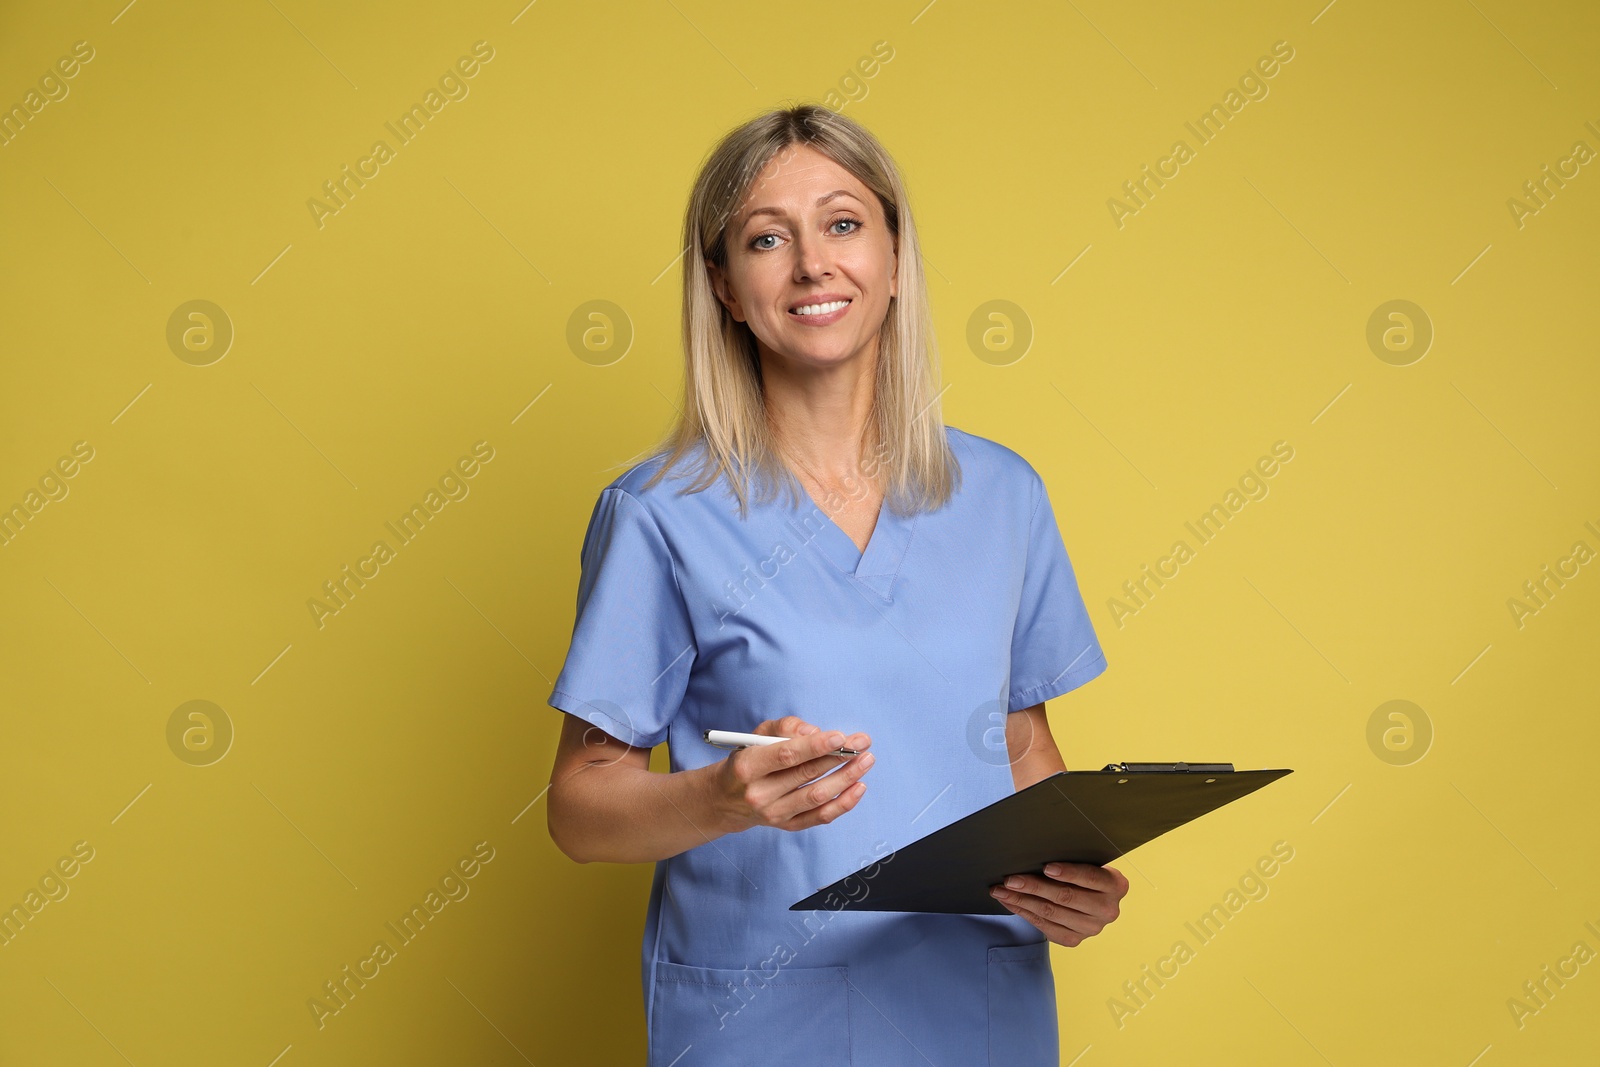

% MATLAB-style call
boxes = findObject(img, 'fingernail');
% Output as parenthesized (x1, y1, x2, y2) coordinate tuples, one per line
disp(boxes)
(860, 753, 875, 767)
(1045, 863, 1063, 877)
(1005, 876, 1023, 889)
(827, 732, 844, 747)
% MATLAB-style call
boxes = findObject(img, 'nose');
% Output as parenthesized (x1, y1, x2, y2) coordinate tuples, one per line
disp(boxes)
(791, 227, 833, 282)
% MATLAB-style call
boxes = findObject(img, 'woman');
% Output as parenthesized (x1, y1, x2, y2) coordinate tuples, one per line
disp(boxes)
(546, 104, 1127, 1065)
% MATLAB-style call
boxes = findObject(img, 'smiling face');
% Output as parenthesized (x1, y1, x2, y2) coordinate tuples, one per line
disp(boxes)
(707, 143, 899, 376)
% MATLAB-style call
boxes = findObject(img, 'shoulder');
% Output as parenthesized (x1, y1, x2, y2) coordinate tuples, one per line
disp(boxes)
(944, 425, 1044, 495)
(597, 439, 727, 522)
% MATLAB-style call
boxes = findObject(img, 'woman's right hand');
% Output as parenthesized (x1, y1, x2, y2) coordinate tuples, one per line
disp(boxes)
(709, 715, 874, 833)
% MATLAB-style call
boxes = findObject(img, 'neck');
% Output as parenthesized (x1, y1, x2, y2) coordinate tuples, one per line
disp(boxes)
(761, 344, 878, 482)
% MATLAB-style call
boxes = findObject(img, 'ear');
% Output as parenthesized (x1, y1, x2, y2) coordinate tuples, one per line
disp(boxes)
(705, 259, 745, 322)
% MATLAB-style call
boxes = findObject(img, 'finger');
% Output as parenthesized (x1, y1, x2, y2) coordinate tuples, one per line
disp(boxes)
(993, 898, 1087, 947)
(781, 776, 868, 831)
(1040, 861, 1120, 894)
(999, 874, 1116, 921)
(734, 729, 871, 816)
(751, 728, 864, 785)
(739, 728, 837, 783)
(771, 752, 873, 821)
(991, 885, 1108, 938)
(787, 747, 870, 789)
(761, 717, 870, 754)
(760, 715, 819, 739)
(780, 730, 872, 791)
(767, 752, 874, 823)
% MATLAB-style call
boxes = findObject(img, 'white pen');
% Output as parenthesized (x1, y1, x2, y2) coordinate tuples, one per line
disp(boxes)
(703, 729, 859, 757)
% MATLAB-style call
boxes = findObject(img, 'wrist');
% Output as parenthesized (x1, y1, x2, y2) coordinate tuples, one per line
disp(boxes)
(693, 759, 747, 838)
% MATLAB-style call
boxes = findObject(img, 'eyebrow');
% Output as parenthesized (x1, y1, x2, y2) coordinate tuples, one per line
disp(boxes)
(740, 189, 862, 229)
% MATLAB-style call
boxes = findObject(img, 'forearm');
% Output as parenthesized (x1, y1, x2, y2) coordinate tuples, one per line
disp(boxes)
(549, 760, 737, 864)
(1008, 703, 1069, 792)
(1012, 749, 1067, 792)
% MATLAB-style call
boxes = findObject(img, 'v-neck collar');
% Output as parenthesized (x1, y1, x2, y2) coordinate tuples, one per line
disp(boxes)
(785, 486, 918, 601)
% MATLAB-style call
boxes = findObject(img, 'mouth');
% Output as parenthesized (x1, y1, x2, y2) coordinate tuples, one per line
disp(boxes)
(787, 297, 853, 323)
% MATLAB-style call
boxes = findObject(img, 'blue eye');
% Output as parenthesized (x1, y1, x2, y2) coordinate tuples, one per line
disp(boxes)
(748, 217, 863, 251)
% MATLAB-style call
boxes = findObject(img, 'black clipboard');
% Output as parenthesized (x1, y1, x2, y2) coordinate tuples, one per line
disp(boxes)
(790, 762, 1292, 914)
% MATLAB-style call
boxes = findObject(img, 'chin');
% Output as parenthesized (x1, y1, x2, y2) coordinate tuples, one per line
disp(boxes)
(795, 347, 871, 370)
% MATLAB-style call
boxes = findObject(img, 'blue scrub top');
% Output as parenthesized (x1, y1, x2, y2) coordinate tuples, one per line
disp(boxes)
(549, 426, 1108, 1066)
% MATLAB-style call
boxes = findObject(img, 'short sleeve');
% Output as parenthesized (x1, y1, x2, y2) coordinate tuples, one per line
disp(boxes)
(548, 487, 696, 748)
(1008, 473, 1108, 712)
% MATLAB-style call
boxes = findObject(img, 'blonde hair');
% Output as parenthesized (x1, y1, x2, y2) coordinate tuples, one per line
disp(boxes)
(638, 103, 960, 519)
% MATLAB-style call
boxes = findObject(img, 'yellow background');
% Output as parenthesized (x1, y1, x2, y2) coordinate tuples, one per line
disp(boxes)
(2, 0, 1596, 1063)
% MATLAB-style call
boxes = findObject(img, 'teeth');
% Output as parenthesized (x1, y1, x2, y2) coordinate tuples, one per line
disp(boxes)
(791, 299, 850, 316)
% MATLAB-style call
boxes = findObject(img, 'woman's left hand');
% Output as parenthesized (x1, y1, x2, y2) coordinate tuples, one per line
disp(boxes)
(989, 862, 1129, 947)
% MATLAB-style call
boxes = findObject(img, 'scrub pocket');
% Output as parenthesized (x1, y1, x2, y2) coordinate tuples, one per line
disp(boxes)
(987, 941, 1058, 1067)
(650, 958, 851, 1067)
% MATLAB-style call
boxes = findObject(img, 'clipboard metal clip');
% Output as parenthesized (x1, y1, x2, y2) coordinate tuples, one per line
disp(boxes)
(1101, 761, 1236, 773)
